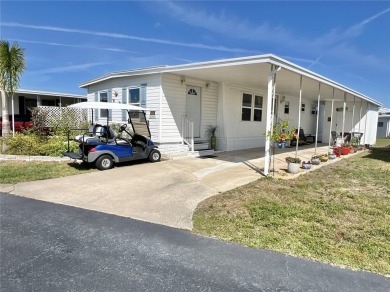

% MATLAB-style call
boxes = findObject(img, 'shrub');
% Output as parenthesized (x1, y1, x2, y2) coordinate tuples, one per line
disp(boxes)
(285, 156, 301, 163)
(4, 133, 78, 156)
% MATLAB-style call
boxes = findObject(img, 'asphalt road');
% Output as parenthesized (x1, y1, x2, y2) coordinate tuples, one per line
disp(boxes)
(1, 193, 389, 292)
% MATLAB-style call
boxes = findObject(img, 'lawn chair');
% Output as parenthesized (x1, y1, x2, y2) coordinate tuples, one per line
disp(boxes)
(290, 128, 307, 146)
(331, 131, 342, 146)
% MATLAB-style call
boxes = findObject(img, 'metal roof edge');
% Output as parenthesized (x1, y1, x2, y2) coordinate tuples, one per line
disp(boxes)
(266, 56, 382, 107)
(78, 54, 381, 107)
(16, 89, 86, 99)
(79, 66, 167, 88)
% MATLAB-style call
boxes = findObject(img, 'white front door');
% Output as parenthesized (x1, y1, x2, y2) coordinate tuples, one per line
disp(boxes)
(186, 86, 201, 138)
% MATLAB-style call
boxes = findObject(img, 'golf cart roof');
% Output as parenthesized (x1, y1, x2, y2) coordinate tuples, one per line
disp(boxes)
(68, 101, 149, 111)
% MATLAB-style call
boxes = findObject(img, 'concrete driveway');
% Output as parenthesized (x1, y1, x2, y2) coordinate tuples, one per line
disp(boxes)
(1, 145, 345, 229)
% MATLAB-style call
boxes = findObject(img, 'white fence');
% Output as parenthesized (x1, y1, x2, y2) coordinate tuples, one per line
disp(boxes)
(35, 106, 88, 127)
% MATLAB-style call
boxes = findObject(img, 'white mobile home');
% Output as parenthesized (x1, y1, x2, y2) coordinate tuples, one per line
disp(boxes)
(377, 108, 390, 138)
(80, 54, 381, 173)
(1, 89, 86, 119)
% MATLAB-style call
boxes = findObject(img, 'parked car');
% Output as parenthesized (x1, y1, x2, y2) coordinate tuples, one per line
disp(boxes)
(0, 116, 33, 136)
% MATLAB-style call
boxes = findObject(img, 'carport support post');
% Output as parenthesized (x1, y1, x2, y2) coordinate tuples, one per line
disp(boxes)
(341, 93, 346, 142)
(351, 96, 356, 135)
(314, 83, 321, 154)
(264, 65, 280, 176)
(295, 75, 303, 157)
(328, 89, 335, 151)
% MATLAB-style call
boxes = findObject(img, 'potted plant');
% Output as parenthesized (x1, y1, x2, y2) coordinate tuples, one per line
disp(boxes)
(206, 125, 217, 150)
(285, 156, 301, 174)
(340, 142, 351, 155)
(328, 152, 337, 159)
(320, 154, 329, 162)
(301, 161, 312, 169)
(311, 155, 321, 165)
(266, 121, 297, 149)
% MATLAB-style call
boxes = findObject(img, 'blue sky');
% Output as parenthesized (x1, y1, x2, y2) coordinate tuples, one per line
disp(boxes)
(1, 1, 389, 107)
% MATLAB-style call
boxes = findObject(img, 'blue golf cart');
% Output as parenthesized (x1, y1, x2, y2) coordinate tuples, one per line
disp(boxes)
(64, 102, 161, 170)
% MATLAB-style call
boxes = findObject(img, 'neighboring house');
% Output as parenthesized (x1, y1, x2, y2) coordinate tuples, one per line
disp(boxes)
(377, 108, 390, 138)
(80, 54, 381, 173)
(0, 89, 86, 120)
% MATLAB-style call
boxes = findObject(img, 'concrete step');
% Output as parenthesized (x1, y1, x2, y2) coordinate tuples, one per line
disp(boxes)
(189, 149, 215, 158)
(194, 142, 210, 151)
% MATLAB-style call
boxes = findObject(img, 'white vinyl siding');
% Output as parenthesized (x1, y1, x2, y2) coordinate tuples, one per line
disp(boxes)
(87, 74, 160, 141)
(161, 73, 218, 143)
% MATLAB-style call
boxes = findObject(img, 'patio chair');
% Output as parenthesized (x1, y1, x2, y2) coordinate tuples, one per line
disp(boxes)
(331, 131, 342, 145)
(290, 128, 307, 146)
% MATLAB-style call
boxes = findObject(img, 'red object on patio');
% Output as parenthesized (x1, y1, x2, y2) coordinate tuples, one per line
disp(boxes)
(340, 146, 351, 155)
(333, 147, 342, 157)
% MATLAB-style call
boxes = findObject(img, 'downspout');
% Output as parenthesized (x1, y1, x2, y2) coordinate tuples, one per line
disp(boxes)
(264, 65, 280, 176)
(314, 82, 321, 154)
(328, 88, 335, 152)
(341, 92, 346, 141)
(295, 75, 302, 158)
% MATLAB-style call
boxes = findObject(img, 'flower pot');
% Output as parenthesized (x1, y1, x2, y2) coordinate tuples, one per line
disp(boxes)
(349, 148, 355, 154)
(277, 141, 286, 149)
(302, 162, 312, 169)
(288, 162, 300, 174)
(340, 146, 350, 155)
(311, 158, 321, 165)
(328, 153, 337, 159)
(210, 135, 217, 150)
(320, 156, 329, 162)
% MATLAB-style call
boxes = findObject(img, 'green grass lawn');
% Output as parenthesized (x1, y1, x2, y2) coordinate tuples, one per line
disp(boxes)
(0, 161, 96, 184)
(193, 147, 390, 275)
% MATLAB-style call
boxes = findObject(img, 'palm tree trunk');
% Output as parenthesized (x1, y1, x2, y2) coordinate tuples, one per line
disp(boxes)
(1, 90, 10, 152)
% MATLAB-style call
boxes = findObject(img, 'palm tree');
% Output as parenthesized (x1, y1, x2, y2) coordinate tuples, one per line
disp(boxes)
(0, 40, 26, 149)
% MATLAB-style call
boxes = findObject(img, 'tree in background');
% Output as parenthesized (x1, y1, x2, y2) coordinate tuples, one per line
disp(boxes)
(0, 40, 26, 151)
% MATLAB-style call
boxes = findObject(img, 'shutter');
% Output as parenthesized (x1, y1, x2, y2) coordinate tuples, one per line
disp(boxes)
(122, 88, 127, 122)
(107, 90, 112, 121)
(140, 83, 147, 108)
(94, 92, 98, 121)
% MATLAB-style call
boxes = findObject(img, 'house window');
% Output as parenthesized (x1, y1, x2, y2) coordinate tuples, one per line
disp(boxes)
(312, 105, 318, 115)
(42, 99, 55, 106)
(241, 93, 263, 122)
(378, 121, 384, 127)
(284, 101, 290, 114)
(128, 88, 140, 105)
(99, 91, 108, 118)
(254, 95, 263, 121)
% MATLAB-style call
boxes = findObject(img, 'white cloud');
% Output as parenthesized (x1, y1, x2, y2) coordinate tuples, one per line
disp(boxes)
(30, 62, 107, 75)
(164, 2, 294, 44)
(1, 22, 259, 54)
(8, 38, 140, 54)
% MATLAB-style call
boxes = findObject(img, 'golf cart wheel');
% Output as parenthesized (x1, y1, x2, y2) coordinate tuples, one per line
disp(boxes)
(95, 155, 114, 170)
(149, 149, 161, 162)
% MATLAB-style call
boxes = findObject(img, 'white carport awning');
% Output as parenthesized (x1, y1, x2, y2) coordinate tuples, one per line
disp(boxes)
(161, 54, 381, 106)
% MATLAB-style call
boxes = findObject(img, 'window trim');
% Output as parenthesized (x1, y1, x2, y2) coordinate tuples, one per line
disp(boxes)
(241, 92, 263, 122)
(99, 90, 109, 119)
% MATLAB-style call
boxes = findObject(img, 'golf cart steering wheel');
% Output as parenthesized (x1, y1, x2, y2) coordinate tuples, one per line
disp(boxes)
(119, 124, 127, 132)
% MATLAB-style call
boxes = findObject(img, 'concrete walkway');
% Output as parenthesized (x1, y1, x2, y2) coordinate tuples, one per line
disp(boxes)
(1, 144, 358, 229)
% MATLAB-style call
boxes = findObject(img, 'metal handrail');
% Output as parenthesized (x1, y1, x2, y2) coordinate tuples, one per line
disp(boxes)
(181, 116, 194, 152)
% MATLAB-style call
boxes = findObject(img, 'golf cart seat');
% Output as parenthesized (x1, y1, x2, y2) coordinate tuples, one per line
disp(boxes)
(131, 134, 148, 149)
(74, 124, 116, 143)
